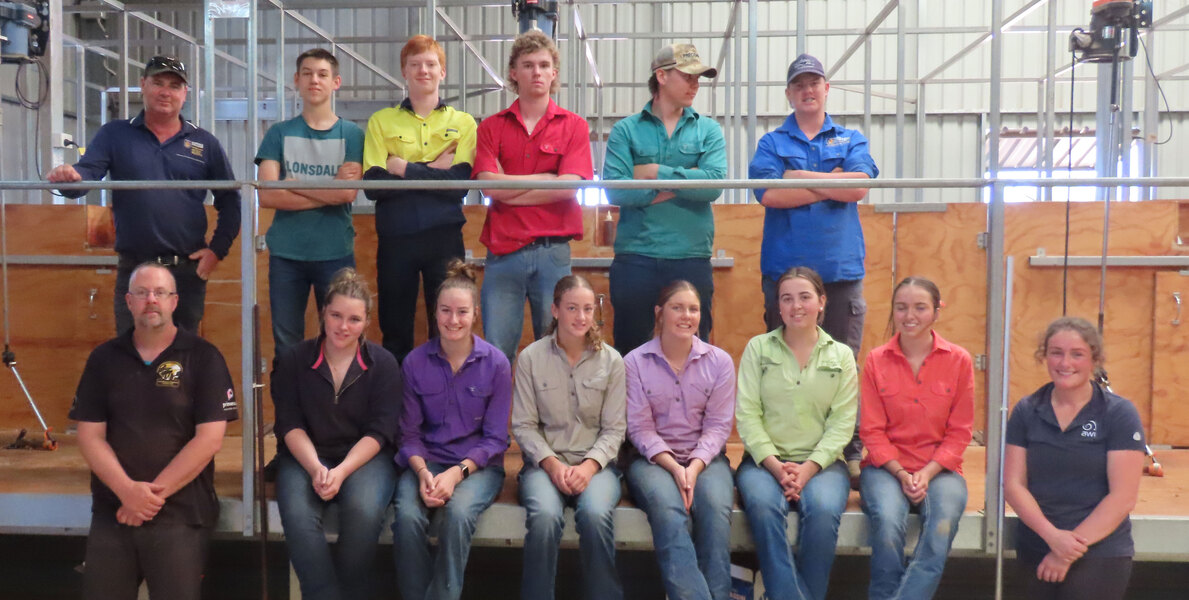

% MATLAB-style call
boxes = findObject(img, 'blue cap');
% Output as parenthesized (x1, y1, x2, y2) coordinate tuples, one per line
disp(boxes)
(786, 53, 825, 84)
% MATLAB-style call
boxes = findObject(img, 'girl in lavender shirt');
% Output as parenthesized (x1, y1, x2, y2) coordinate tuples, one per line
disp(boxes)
(623, 280, 736, 600)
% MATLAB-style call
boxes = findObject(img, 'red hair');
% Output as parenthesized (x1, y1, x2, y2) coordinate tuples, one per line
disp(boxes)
(401, 35, 446, 71)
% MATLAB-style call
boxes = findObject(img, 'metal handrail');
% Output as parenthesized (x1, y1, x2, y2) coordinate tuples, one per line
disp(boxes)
(4, 175, 1189, 193)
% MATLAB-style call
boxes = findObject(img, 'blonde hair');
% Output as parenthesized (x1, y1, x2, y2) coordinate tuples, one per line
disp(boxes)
(545, 275, 604, 351)
(321, 268, 372, 339)
(507, 31, 560, 94)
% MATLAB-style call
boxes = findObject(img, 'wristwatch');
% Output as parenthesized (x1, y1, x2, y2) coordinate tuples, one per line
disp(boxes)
(457, 462, 471, 479)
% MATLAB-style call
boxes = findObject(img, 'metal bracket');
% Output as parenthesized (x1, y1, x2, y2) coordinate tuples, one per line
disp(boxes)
(977, 231, 989, 250)
(254, 235, 267, 252)
(974, 354, 989, 371)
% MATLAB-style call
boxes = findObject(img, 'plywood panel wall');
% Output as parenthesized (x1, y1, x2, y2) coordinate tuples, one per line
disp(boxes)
(2, 201, 1185, 446)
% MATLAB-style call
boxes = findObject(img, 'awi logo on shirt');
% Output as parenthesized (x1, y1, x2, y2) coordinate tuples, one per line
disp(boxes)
(1081, 420, 1098, 438)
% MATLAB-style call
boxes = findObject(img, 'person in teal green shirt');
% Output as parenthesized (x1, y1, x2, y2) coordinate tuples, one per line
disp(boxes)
(603, 43, 726, 355)
(734, 266, 858, 600)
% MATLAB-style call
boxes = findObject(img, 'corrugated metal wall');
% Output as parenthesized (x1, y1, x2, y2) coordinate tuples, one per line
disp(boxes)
(1, 1, 1185, 204)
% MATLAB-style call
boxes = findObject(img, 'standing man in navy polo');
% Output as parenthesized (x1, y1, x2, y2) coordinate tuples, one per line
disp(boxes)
(71, 262, 237, 600)
(749, 53, 879, 479)
(48, 56, 241, 334)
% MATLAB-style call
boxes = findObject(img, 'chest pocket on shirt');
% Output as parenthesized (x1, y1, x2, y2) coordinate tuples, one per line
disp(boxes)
(411, 378, 448, 425)
(578, 375, 608, 427)
(634, 142, 660, 165)
(537, 134, 567, 170)
(460, 384, 491, 424)
(535, 378, 566, 427)
(819, 141, 847, 171)
(169, 146, 208, 180)
(774, 141, 808, 166)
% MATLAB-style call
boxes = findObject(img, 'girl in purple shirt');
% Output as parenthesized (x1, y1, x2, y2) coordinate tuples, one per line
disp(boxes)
(392, 259, 512, 600)
(623, 280, 737, 600)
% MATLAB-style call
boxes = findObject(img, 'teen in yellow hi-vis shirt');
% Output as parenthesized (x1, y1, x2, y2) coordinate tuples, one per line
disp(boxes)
(362, 35, 478, 364)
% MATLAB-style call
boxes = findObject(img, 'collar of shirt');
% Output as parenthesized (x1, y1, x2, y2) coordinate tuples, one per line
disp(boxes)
(115, 327, 197, 361)
(399, 97, 447, 113)
(1032, 382, 1108, 432)
(763, 326, 844, 369)
(640, 100, 701, 129)
(308, 335, 370, 373)
(636, 336, 714, 374)
(128, 110, 197, 138)
(496, 97, 564, 136)
(427, 333, 494, 370)
(775, 111, 842, 144)
(883, 331, 956, 362)
(545, 332, 595, 368)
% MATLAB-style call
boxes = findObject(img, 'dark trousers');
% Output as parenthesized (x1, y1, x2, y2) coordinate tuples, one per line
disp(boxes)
(115, 255, 206, 335)
(1020, 556, 1132, 600)
(763, 276, 866, 463)
(83, 515, 213, 600)
(610, 253, 713, 356)
(376, 226, 465, 364)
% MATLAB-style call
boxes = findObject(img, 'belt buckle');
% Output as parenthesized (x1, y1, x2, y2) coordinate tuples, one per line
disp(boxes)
(156, 255, 179, 266)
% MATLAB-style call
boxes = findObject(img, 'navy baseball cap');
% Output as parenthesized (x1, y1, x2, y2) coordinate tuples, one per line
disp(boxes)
(786, 53, 825, 84)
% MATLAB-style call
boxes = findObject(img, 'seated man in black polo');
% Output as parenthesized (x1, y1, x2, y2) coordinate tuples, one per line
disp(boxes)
(71, 262, 237, 600)
(47, 56, 240, 333)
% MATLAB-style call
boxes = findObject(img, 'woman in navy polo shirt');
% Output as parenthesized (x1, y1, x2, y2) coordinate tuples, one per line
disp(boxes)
(272, 268, 402, 600)
(393, 259, 513, 600)
(1004, 317, 1145, 600)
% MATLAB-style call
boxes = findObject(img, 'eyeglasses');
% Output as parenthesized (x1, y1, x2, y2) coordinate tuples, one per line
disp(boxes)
(130, 288, 177, 300)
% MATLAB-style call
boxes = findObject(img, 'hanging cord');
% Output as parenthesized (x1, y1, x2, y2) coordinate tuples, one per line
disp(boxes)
(1136, 34, 1172, 145)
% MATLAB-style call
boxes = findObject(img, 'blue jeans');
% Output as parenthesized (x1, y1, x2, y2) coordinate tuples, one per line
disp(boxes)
(275, 452, 397, 600)
(609, 253, 714, 355)
(518, 463, 623, 600)
(269, 253, 356, 354)
(860, 467, 967, 600)
(480, 240, 571, 361)
(392, 462, 504, 600)
(736, 457, 850, 600)
(625, 455, 734, 600)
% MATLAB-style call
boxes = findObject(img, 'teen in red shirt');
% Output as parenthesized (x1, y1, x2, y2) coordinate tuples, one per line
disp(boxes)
(472, 30, 593, 361)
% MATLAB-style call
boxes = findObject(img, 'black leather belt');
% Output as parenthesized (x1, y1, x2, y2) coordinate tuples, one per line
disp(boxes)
(525, 236, 573, 247)
(121, 253, 197, 267)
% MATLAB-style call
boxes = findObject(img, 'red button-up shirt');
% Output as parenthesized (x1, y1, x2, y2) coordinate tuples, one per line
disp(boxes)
(860, 331, 975, 474)
(473, 98, 592, 256)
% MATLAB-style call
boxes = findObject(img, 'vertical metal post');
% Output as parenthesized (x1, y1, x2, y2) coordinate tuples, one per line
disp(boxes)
(985, 0, 1007, 573)
(239, 182, 257, 537)
(119, 10, 130, 120)
(1140, 30, 1157, 200)
(74, 46, 86, 169)
(459, 7, 468, 114)
(1042, 0, 1058, 201)
(894, 1, 905, 204)
(190, 43, 201, 125)
(727, 0, 737, 203)
(863, 36, 872, 144)
(426, 0, 436, 37)
(47, 0, 65, 183)
(915, 83, 925, 203)
(994, 256, 1015, 600)
(1119, 60, 1134, 200)
(746, 0, 757, 166)
(203, 0, 217, 132)
(796, 0, 806, 56)
(276, 7, 286, 123)
(247, 1, 260, 181)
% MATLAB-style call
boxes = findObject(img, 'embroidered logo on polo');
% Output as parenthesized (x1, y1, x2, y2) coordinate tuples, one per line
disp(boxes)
(156, 361, 183, 387)
(184, 140, 205, 157)
(1081, 420, 1097, 438)
(223, 388, 237, 411)
(826, 136, 850, 147)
